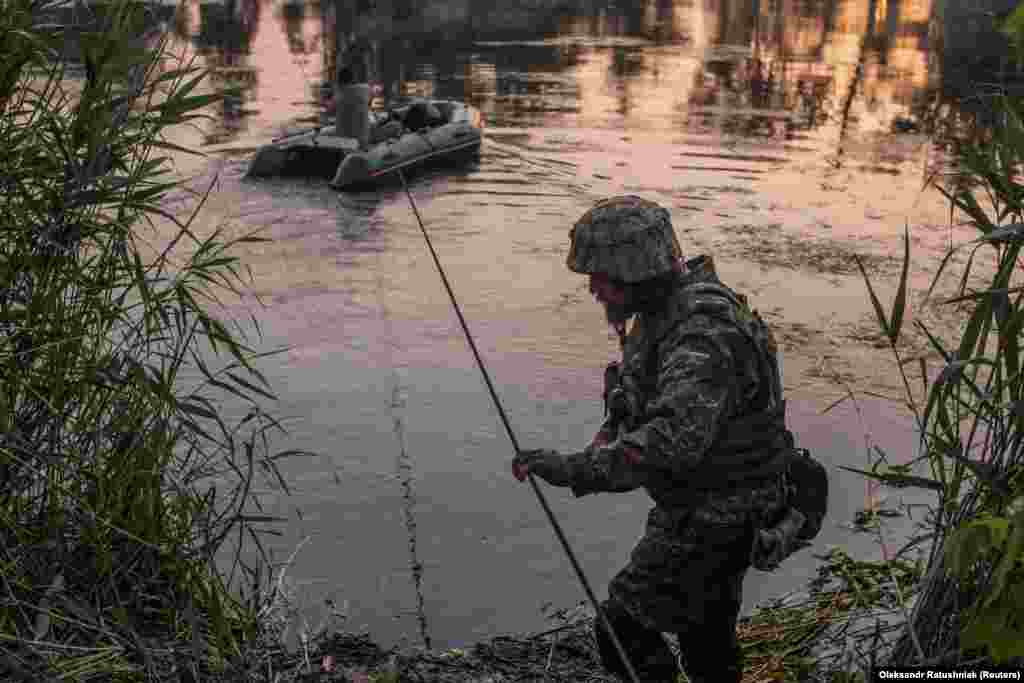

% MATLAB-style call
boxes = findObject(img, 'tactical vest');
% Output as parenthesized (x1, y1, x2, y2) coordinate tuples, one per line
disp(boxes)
(642, 280, 794, 495)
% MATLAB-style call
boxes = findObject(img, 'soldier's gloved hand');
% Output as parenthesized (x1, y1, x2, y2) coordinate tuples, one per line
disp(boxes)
(512, 449, 571, 486)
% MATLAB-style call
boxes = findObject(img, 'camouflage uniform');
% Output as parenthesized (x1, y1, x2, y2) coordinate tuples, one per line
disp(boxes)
(562, 196, 791, 682)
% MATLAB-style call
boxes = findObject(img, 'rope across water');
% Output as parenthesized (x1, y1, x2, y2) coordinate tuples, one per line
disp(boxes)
(394, 168, 641, 683)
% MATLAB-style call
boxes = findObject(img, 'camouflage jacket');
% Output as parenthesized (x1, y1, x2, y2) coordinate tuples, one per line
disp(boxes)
(565, 255, 789, 520)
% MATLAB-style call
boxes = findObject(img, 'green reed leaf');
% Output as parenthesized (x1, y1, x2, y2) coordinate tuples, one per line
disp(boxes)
(943, 286, 1024, 305)
(855, 254, 890, 343)
(958, 297, 992, 369)
(889, 224, 911, 345)
(225, 371, 276, 403)
(837, 464, 944, 491)
(985, 508, 1024, 609)
(956, 184, 998, 236)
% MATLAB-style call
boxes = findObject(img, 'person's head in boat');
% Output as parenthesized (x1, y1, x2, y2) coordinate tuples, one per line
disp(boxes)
(333, 38, 374, 147)
(336, 37, 372, 87)
(402, 101, 444, 131)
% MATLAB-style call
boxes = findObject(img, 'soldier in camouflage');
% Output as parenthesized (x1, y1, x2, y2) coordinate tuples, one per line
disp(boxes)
(512, 196, 795, 683)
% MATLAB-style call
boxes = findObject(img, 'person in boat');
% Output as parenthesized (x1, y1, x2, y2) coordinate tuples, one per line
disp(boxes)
(512, 196, 795, 683)
(335, 36, 371, 90)
(333, 37, 373, 147)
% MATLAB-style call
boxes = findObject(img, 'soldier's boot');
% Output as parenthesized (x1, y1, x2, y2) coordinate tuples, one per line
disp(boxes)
(594, 601, 680, 682)
(679, 659, 742, 683)
(676, 626, 743, 683)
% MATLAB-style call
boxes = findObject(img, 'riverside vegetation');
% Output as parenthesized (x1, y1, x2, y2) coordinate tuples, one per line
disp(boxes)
(0, 0, 318, 679)
(1, 0, 1023, 681)
(840, 91, 1024, 670)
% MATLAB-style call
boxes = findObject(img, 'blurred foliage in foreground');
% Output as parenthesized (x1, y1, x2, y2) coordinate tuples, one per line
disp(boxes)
(842, 89, 1024, 672)
(0, 0, 318, 679)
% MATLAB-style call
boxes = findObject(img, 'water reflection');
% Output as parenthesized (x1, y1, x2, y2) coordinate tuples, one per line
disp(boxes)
(279, 1, 316, 56)
(162, 0, 945, 155)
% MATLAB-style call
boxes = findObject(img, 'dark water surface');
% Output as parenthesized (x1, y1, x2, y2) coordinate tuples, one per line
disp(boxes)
(148, 0, 964, 650)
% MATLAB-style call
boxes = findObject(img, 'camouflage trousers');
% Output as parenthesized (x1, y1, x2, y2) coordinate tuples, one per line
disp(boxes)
(596, 486, 784, 682)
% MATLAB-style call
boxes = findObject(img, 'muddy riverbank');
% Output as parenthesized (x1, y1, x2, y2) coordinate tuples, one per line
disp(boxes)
(256, 554, 909, 682)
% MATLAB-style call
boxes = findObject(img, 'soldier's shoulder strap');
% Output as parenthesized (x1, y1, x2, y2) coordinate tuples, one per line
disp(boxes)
(638, 282, 737, 380)
(652, 280, 782, 410)
(679, 282, 747, 319)
(653, 281, 750, 349)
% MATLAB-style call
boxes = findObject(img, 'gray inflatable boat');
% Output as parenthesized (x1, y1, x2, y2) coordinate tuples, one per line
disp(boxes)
(245, 99, 483, 189)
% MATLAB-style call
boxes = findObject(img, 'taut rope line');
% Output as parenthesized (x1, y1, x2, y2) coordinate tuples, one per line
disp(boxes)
(395, 168, 641, 683)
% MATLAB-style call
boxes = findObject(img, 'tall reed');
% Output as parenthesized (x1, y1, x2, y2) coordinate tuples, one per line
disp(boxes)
(0, 1, 315, 678)
(846, 91, 1024, 668)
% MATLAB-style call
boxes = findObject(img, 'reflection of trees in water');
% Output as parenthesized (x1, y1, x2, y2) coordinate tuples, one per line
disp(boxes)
(181, 0, 263, 145)
(320, 0, 387, 99)
(337, 0, 839, 132)
(280, 1, 307, 55)
(610, 47, 644, 117)
(203, 64, 258, 145)
(565, 0, 687, 42)
(172, 0, 197, 40)
(718, 111, 797, 138)
(288, 0, 1014, 169)
(186, 0, 262, 55)
(227, 0, 261, 41)
(795, 74, 833, 126)
(180, 0, 958, 146)
(610, 46, 645, 78)
(681, 51, 838, 136)
(744, 58, 773, 107)
(709, 0, 756, 46)
(646, 0, 683, 43)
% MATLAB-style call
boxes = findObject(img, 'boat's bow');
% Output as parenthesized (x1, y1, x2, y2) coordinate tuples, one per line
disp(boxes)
(246, 99, 483, 187)
(245, 126, 360, 178)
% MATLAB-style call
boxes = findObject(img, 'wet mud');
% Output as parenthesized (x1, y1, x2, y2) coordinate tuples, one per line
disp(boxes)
(281, 624, 614, 683)
(710, 221, 898, 277)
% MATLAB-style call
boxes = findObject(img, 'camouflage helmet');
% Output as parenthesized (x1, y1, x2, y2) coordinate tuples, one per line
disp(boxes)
(566, 195, 683, 283)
